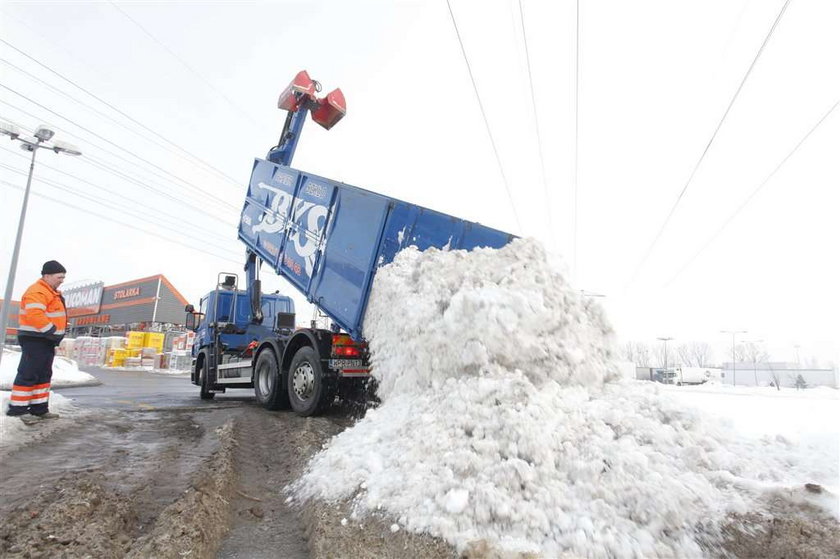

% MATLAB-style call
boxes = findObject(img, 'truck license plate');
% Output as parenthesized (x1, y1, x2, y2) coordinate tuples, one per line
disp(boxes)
(329, 359, 364, 370)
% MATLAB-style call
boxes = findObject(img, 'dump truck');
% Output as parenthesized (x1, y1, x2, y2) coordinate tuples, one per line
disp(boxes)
(186, 71, 516, 416)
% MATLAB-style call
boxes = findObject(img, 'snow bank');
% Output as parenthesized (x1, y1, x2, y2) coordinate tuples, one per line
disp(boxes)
(292, 239, 837, 557)
(1, 347, 98, 389)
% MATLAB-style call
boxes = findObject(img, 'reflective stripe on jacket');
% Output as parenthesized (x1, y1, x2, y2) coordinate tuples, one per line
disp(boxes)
(18, 279, 67, 342)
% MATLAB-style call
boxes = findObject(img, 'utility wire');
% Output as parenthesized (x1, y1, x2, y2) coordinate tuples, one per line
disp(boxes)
(663, 98, 838, 288)
(107, 1, 268, 135)
(0, 110, 237, 232)
(445, 0, 522, 232)
(0, 179, 244, 266)
(0, 161, 242, 258)
(0, 91, 240, 213)
(0, 145, 236, 243)
(0, 37, 245, 188)
(627, 0, 792, 287)
(0, 56, 245, 190)
(518, 0, 552, 241)
(0, 104, 237, 232)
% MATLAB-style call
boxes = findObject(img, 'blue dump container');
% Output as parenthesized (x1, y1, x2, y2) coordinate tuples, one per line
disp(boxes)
(239, 158, 516, 340)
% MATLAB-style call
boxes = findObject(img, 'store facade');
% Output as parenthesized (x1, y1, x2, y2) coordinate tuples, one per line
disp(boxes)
(2, 274, 189, 341)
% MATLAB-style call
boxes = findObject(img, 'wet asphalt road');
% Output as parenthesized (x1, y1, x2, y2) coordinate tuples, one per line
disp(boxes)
(55, 366, 254, 410)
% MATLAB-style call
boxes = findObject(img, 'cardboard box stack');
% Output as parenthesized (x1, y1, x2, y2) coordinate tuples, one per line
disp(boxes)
(73, 337, 103, 367)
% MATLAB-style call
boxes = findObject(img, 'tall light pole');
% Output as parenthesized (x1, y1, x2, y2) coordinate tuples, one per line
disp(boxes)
(720, 329, 747, 386)
(0, 122, 82, 366)
(657, 336, 673, 375)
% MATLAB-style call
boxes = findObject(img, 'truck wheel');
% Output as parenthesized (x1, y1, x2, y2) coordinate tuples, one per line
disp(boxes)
(198, 352, 215, 400)
(288, 346, 335, 417)
(254, 349, 289, 410)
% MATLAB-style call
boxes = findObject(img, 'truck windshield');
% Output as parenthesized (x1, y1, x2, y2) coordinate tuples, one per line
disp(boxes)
(213, 292, 250, 323)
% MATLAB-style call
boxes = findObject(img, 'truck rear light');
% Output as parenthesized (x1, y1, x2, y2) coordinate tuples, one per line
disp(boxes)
(311, 88, 346, 130)
(334, 346, 360, 357)
(332, 333, 365, 358)
(278, 70, 317, 112)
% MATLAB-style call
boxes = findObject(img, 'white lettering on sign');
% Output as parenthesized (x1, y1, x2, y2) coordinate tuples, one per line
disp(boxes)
(274, 172, 294, 186)
(64, 283, 104, 309)
(304, 181, 327, 199)
(291, 199, 328, 276)
(253, 181, 292, 235)
(114, 287, 141, 300)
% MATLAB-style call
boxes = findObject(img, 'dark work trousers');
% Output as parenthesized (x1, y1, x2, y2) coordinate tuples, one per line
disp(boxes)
(7, 336, 56, 416)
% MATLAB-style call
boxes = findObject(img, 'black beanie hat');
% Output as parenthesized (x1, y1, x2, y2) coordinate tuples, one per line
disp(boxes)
(41, 260, 66, 275)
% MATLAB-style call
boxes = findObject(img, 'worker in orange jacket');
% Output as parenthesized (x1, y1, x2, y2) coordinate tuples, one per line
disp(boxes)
(6, 260, 68, 424)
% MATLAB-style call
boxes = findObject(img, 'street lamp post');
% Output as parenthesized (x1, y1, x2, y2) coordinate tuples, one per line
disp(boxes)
(0, 122, 81, 366)
(657, 337, 673, 378)
(720, 330, 747, 386)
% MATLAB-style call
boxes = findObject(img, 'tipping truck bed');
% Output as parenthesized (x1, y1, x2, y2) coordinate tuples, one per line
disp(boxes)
(238, 158, 516, 340)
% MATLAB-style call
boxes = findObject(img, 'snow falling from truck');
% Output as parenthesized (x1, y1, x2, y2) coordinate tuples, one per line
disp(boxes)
(292, 238, 836, 557)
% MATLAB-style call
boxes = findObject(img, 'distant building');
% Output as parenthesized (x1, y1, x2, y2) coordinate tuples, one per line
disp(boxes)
(2, 274, 188, 342)
(721, 362, 838, 388)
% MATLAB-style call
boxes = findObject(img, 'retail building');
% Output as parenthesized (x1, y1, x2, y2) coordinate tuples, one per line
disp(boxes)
(2, 274, 189, 342)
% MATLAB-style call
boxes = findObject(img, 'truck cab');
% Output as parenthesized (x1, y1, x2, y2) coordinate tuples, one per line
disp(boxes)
(191, 276, 295, 359)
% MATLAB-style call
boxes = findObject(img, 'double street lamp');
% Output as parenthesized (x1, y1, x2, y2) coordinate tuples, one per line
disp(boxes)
(0, 122, 82, 366)
(657, 336, 673, 373)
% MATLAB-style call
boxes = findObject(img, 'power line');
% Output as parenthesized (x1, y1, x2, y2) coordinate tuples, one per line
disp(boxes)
(627, 0, 792, 287)
(662, 98, 838, 288)
(0, 55, 245, 190)
(0, 104, 237, 231)
(0, 91, 240, 213)
(107, 1, 268, 135)
(0, 113, 236, 232)
(0, 161, 242, 258)
(0, 145, 237, 244)
(445, 0, 522, 232)
(518, 0, 552, 241)
(0, 37, 246, 189)
(0, 179, 244, 266)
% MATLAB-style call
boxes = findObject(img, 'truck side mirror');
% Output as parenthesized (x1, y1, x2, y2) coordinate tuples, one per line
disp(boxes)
(185, 304, 195, 313)
(185, 312, 196, 330)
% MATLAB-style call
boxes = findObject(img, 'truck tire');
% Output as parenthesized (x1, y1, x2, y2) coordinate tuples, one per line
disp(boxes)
(288, 346, 335, 417)
(198, 351, 215, 400)
(254, 348, 290, 410)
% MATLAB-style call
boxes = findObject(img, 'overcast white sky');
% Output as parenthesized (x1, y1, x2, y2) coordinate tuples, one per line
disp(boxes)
(0, 1, 837, 363)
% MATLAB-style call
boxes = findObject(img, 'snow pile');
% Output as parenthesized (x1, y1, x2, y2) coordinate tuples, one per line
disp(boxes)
(292, 239, 834, 557)
(1, 347, 98, 389)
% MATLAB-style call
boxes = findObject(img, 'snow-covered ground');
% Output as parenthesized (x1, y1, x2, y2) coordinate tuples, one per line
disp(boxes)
(0, 347, 96, 444)
(292, 239, 840, 557)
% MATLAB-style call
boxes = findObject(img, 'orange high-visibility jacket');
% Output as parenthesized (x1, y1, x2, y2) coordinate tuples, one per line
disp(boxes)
(18, 279, 67, 342)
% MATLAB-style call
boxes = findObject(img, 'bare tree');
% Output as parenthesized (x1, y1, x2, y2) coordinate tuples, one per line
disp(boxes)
(769, 364, 782, 391)
(733, 343, 749, 363)
(676, 344, 692, 366)
(676, 342, 714, 367)
(743, 341, 769, 387)
(691, 342, 714, 367)
(653, 342, 673, 369)
(621, 342, 652, 367)
(636, 343, 652, 367)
